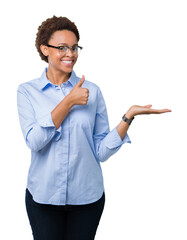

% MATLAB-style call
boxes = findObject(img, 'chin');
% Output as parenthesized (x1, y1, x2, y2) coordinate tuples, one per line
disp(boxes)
(62, 63, 76, 72)
(61, 67, 74, 73)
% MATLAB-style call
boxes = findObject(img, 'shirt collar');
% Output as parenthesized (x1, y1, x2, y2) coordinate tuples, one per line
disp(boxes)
(39, 68, 78, 90)
(68, 70, 78, 87)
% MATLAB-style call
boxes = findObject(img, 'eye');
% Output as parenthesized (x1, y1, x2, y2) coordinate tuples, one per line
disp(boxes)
(58, 46, 68, 51)
(71, 46, 77, 51)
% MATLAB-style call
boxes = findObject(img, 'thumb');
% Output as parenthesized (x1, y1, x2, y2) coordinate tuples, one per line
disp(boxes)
(144, 104, 152, 108)
(76, 75, 85, 87)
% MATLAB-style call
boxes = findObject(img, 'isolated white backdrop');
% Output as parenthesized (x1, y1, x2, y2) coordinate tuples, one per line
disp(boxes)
(0, 0, 186, 239)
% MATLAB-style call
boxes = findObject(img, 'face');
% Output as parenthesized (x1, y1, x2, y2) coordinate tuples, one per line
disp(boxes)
(41, 30, 79, 74)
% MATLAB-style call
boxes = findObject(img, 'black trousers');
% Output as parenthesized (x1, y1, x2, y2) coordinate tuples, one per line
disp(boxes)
(25, 189, 105, 240)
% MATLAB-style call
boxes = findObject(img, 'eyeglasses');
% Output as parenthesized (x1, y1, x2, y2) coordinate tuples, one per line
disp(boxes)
(46, 44, 83, 56)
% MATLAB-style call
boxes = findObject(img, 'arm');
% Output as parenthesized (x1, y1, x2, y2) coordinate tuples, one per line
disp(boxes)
(93, 88, 131, 162)
(117, 105, 172, 140)
(17, 76, 89, 152)
(51, 76, 88, 129)
(17, 86, 57, 152)
(93, 89, 171, 162)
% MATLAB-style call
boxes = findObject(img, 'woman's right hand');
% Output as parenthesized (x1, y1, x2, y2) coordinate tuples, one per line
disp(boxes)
(68, 75, 89, 106)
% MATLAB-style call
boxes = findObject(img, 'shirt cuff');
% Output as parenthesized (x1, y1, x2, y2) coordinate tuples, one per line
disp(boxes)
(105, 127, 131, 149)
(37, 113, 61, 141)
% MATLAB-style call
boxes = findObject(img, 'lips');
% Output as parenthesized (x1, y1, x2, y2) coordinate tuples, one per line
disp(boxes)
(62, 60, 73, 64)
(61, 59, 74, 67)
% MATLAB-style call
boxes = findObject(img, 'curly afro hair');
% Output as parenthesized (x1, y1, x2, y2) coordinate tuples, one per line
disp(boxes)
(35, 16, 80, 63)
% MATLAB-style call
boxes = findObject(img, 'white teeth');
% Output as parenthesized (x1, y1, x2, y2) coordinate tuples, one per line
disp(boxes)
(62, 60, 73, 64)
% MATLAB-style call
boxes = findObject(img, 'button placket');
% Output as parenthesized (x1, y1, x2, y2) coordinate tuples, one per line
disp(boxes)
(53, 82, 71, 204)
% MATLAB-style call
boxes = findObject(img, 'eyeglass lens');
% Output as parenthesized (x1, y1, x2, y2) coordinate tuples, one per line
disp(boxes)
(59, 46, 81, 56)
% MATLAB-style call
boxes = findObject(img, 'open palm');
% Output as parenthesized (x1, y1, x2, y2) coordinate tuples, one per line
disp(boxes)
(126, 105, 171, 118)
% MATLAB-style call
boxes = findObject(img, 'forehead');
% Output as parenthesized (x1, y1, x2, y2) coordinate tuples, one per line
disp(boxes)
(49, 30, 78, 45)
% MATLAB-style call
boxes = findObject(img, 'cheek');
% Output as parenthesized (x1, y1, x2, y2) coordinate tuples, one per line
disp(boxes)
(48, 54, 61, 66)
(73, 57, 78, 65)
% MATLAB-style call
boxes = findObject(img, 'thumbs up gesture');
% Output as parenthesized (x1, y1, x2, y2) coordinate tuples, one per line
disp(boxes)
(68, 75, 89, 106)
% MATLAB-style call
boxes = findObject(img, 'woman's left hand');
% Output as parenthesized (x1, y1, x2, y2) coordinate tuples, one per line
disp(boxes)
(125, 105, 172, 119)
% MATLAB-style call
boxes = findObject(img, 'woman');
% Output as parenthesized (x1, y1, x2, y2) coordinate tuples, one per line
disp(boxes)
(17, 16, 171, 240)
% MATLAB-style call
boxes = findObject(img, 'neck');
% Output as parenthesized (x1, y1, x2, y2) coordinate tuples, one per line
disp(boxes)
(46, 66, 71, 87)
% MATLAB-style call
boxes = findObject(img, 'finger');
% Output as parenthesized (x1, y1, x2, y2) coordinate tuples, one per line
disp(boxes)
(149, 108, 172, 114)
(76, 75, 85, 87)
(144, 104, 152, 108)
(85, 88, 89, 95)
(156, 109, 172, 113)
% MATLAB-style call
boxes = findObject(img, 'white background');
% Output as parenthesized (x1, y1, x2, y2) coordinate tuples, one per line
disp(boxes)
(0, 0, 187, 239)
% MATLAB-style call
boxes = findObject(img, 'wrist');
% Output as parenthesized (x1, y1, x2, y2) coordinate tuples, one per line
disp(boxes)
(125, 105, 138, 119)
(125, 110, 134, 119)
(122, 114, 134, 125)
(65, 94, 74, 109)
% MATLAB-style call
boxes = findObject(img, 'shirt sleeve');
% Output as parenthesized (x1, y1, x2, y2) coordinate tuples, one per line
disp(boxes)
(93, 88, 131, 162)
(17, 85, 61, 152)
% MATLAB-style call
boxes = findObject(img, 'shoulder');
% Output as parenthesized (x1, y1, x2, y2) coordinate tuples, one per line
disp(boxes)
(75, 75, 101, 94)
(18, 78, 40, 90)
(74, 73, 105, 105)
(17, 78, 41, 99)
(17, 68, 48, 94)
(85, 80, 100, 91)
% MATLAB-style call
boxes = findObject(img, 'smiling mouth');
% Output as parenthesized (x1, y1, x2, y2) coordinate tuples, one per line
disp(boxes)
(62, 60, 73, 64)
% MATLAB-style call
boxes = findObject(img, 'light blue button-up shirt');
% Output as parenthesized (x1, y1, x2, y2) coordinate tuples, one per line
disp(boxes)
(17, 68, 131, 205)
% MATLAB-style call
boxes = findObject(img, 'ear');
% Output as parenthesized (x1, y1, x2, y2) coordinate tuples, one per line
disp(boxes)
(40, 44, 49, 57)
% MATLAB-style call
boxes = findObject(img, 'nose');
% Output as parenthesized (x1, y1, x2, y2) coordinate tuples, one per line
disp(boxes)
(66, 48, 74, 57)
